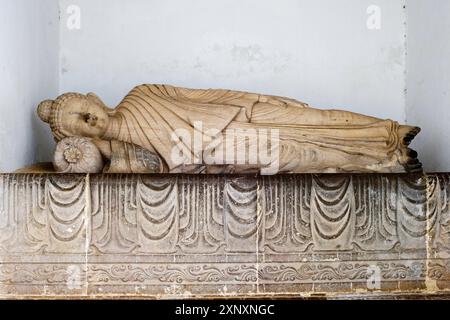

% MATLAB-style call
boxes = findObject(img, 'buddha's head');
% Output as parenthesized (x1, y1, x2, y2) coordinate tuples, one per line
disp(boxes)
(37, 93, 111, 141)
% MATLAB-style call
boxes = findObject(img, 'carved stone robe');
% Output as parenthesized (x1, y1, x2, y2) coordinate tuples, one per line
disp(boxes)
(103, 84, 412, 174)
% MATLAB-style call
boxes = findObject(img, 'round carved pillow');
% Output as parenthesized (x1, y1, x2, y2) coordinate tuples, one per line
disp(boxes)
(53, 137, 104, 173)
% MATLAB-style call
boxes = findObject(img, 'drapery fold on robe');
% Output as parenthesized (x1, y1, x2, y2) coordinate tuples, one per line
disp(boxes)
(226, 120, 401, 173)
(114, 84, 244, 170)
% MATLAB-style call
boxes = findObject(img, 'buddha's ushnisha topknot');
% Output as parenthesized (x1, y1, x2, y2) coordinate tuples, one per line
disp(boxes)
(37, 100, 55, 123)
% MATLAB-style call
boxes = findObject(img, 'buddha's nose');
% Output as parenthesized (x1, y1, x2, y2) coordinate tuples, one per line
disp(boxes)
(83, 113, 98, 126)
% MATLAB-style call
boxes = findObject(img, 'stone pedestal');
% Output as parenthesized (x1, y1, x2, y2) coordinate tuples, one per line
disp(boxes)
(0, 173, 449, 298)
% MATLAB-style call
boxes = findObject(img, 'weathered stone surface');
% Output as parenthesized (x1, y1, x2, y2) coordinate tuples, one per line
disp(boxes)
(0, 173, 449, 298)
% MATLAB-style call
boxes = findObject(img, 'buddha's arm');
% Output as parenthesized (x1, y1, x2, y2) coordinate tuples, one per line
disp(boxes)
(168, 85, 310, 123)
(172, 85, 308, 109)
(172, 86, 258, 108)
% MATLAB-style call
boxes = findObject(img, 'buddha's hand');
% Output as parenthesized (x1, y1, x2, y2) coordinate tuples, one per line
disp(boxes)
(259, 95, 309, 109)
(53, 137, 104, 173)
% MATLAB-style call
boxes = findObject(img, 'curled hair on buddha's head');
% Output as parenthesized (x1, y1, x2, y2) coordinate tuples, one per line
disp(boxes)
(38, 92, 86, 141)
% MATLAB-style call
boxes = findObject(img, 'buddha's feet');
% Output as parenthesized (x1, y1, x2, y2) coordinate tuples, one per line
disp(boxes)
(398, 125, 422, 172)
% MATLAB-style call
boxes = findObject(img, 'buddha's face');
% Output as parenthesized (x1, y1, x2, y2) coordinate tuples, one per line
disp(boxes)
(59, 95, 110, 138)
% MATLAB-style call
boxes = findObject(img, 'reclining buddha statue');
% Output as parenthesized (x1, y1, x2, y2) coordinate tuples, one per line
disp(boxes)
(37, 84, 421, 174)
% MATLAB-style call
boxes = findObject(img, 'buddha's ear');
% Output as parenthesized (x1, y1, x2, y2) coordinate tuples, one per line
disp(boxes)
(87, 93, 107, 108)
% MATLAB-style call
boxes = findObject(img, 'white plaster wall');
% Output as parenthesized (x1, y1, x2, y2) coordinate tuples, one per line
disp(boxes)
(4, 0, 449, 172)
(0, 0, 59, 172)
(59, 0, 407, 122)
(406, 0, 450, 172)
